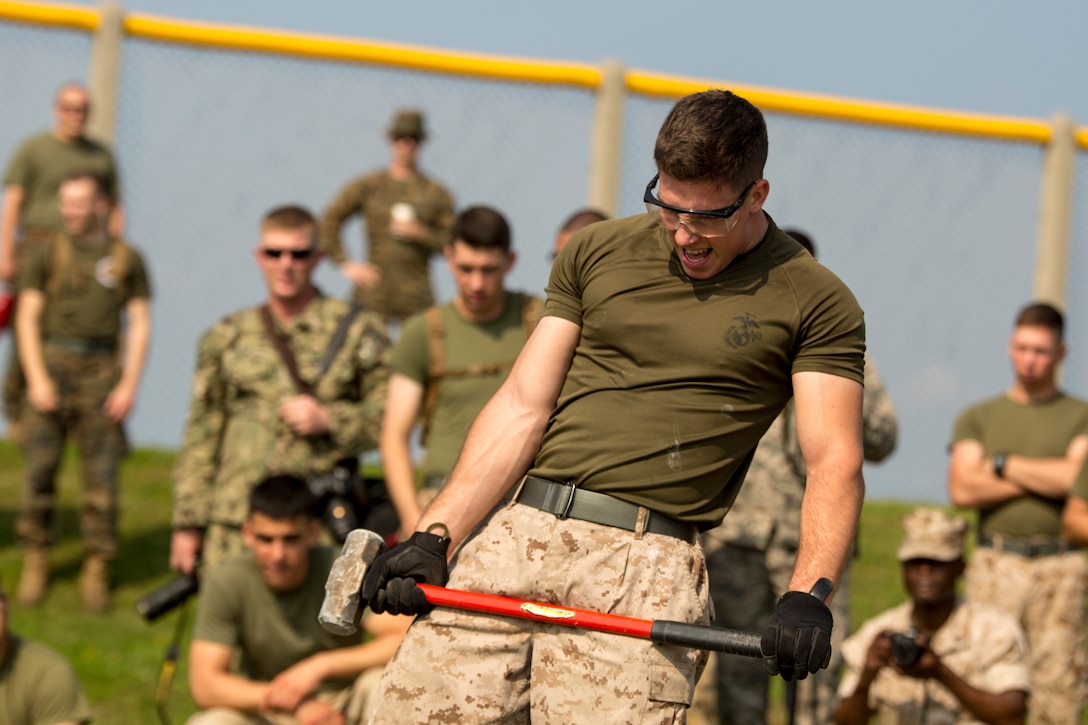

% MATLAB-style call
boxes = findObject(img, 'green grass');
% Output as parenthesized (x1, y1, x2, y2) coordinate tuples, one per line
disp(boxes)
(0, 439, 966, 724)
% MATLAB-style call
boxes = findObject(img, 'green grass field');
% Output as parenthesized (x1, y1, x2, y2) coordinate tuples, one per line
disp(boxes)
(0, 440, 950, 724)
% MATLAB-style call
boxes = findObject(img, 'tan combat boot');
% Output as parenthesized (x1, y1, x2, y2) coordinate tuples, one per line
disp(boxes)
(79, 555, 111, 613)
(16, 548, 49, 606)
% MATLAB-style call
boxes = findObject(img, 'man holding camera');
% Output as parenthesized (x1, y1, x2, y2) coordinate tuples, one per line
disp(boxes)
(835, 508, 1029, 725)
(186, 475, 410, 725)
(170, 205, 390, 573)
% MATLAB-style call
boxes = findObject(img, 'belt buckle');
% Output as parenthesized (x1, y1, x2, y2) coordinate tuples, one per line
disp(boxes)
(557, 481, 578, 520)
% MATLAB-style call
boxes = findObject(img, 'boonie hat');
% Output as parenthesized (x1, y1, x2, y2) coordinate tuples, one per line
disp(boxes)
(896, 508, 967, 562)
(388, 109, 427, 140)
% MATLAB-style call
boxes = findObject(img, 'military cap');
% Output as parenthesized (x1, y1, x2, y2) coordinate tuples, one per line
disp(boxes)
(897, 508, 967, 562)
(388, 109, 427, 140)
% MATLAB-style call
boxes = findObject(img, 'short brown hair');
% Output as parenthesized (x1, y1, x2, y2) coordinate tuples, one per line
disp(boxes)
(450, 206, 511, 253)
(1015, 302, 1064, 341)
(61, 168, 109, 199)
(653, 89, 768, 189)
(261, 205, 317, 242)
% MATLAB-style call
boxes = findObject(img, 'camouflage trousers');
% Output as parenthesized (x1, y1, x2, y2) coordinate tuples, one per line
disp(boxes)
(368, 501, 710, 724)
(965, 546, 1088, 724)
(18, 344, 124, 557)
(690, 542, 847, 725)
(184, 666, 383, 724)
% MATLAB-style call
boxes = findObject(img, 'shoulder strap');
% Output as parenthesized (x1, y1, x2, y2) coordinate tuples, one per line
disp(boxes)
(259, 304, 314, 396)
(314, 304, 364, 382)
(45, 233, 71, 300)
(420, 306, 446, 446)
(108, 239, 133, 302)
(520, 292, 541, 338)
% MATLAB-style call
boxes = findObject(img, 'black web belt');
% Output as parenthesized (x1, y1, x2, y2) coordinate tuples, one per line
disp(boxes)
(977, 533, 1080, 558)
(514, 476, 696, 543)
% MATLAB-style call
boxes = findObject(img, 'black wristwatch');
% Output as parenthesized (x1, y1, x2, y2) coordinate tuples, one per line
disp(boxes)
(992, 452, 1008, 479)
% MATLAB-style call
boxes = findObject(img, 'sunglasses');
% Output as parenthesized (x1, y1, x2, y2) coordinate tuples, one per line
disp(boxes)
(260, 247, 315, 261)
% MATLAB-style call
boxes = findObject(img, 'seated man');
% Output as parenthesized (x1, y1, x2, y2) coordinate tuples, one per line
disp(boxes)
(0, 574, 92, 725)
(186, 475, 410, 725)
(835, 508, 1030, 725)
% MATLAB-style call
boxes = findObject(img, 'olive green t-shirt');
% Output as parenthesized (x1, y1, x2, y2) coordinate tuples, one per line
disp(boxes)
(951, 392, 1088, 537)
(391, 292, 537, 477)
(192, 546, 363, 688)
(3, 132, 120, 231)
(19, 234, 151, 340)
(529, 213, 865, 526)
(0, 636, 92, 725)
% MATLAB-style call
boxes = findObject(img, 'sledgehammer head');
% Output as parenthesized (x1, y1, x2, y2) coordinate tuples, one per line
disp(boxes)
(319, 528, 386, 636)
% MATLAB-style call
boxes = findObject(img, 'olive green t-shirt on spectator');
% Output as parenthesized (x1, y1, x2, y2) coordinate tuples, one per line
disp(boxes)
(3, 132, 120, 231)
(18, 234, 151, 340)
(952, 392, 1088, 537)
(192, 546, 363, 690)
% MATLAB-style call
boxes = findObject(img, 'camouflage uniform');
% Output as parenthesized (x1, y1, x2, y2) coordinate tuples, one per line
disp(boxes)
(838, 599, 1030, 724)
(695, 355, 898, 725)
(2, 131, 120, 426)
(369, 501, 710, 724)
(172, 296, 389, 569)
(319, 170, 454, 323)
(17, 233, 150, 559)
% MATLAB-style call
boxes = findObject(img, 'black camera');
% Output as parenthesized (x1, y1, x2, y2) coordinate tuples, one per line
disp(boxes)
(887, 630, 923, 668)
(136, 571, 200, 622)
(309, 461, 365, 544)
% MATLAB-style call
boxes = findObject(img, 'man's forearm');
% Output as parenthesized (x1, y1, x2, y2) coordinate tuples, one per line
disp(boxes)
(790, 467, 864, 593)
(15, 291, 48, 386)
(119, 298, 151, 391)
(420, 386, 549, 547)
(936, 662, 1026, 725)
(381, 431, 423, 532)
(834, 671, 877, 724)
(1005, 453, 1085, 499)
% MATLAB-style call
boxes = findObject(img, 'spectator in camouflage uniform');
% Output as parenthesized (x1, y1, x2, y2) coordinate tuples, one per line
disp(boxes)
(835, 508, 1029, 725)
(948, 301, 1088, 724)
(170, 205, 390, 574)
(2, 82, 124, 436)
(14, 170, 151, 613)
(319, 109, 455, 329)
(692, 230, 898, 725)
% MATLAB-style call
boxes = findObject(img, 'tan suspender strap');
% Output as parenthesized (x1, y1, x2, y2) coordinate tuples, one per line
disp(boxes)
(45, 234, 133, 303)
(419, 293, 539, 447)
(420, 305, 446, 446)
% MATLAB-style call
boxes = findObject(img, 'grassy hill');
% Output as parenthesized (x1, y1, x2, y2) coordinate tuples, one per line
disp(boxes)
(0, 440, 956, 724)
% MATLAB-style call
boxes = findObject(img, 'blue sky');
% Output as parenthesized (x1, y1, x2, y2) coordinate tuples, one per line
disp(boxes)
(71, 0, 1088, 123)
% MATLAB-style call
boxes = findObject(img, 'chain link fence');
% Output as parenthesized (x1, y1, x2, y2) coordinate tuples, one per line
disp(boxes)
(0, 10, 1084, 502)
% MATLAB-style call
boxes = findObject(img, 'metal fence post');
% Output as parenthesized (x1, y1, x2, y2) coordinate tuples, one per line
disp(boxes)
(1033, 113, 1076, 309)
(587, 59, 626, 217)
(87, 1, 123, 144)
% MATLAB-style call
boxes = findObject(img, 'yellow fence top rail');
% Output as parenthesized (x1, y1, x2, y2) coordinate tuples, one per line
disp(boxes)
(0, 0, 96, 30)
(5, 0, 1088, 147)
(628, 70, 1054, 144)
(123, 12, 602, 88)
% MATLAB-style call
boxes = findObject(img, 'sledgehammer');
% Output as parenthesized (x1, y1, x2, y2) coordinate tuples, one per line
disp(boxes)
(320, 528, 832, 658)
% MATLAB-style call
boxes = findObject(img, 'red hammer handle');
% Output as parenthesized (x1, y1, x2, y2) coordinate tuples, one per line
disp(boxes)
(416, 583, 763, 657)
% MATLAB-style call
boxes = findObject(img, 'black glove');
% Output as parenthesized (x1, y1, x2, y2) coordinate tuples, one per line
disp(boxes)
(360, 531, 450, 616)
(760, 591, 833, 682)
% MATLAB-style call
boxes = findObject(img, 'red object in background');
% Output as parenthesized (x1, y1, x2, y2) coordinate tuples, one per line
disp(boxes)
(0, 289, 13, 330)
